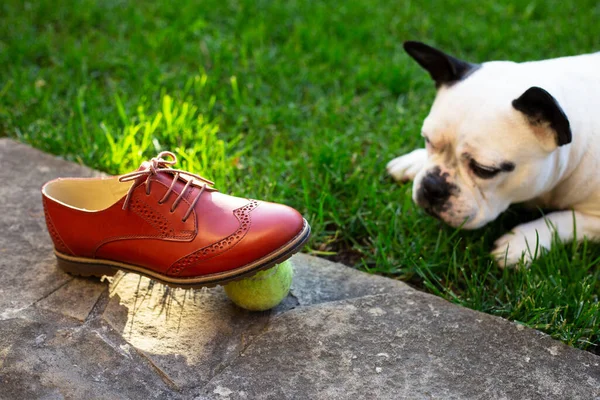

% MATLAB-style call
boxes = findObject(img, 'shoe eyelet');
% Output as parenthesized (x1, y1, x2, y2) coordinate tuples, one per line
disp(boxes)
(169, 208, 175, 214)
(157, 200, 164, 205)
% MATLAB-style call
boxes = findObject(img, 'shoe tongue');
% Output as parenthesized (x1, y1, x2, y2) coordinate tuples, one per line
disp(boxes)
(133, 160, 217, 191)
(128, 161, 157, 188)
(137, 161, 152, 171)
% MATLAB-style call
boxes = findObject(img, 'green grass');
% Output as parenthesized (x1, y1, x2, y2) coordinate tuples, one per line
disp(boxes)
(1, 0, 599, 352)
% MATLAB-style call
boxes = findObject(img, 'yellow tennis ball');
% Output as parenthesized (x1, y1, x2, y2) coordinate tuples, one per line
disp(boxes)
(224, 261, 293, 311)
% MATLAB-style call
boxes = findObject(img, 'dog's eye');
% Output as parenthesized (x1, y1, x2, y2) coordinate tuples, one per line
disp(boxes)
(424, 136, 433, 149)
(469, 159, 500, 179)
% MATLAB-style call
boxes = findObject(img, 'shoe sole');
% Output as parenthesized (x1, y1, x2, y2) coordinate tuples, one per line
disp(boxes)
(54, 219, 311, 289)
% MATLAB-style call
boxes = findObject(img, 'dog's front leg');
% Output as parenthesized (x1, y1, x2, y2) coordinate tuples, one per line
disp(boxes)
(492, 211, 600, 267)
(386, 149, 428, 182)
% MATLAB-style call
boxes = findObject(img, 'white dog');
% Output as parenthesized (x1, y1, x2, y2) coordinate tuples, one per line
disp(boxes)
(387, 41, 600, 267)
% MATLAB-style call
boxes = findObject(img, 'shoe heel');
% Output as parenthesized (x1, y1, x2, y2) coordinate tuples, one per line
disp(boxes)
(56, 255, 117, 278)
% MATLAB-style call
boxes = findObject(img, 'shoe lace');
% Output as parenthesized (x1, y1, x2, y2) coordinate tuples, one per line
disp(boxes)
(118, 151, 214, 222)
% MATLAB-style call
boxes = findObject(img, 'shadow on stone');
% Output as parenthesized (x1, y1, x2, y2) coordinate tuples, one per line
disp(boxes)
(101, 271, 272, 390)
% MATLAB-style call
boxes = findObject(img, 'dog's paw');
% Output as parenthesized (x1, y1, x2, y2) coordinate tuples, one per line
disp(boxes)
(491, 222, 553, 268)
(386, 149, 427, 183)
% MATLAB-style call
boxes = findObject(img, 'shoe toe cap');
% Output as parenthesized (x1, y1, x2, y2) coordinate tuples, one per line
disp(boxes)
(246, 201, 306, 251)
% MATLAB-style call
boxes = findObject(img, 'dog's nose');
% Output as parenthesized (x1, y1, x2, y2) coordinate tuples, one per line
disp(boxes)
(419, 172, 451, 207)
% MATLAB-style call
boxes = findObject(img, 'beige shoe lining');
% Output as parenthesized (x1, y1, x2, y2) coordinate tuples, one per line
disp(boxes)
(43, 177, 134, 211)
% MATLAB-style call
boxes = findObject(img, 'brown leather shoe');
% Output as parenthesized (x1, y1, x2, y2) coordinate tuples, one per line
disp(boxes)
(41, 152, 310, 288)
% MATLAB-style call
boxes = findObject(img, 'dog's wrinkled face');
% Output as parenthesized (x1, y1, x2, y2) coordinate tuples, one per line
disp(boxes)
(412, 87, 543, 229)
(404, 42, 572, 229)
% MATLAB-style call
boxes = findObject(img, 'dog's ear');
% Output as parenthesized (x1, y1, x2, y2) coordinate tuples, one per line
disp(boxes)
(403, 41, 478, 87)
(512, 86, 572, 148)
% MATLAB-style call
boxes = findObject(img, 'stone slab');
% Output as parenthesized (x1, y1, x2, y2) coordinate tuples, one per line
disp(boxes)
(200, 291, 600, 400)
(0, 139, 100, 320)
(37, 277, 107, 321)
(102, 271, 271, 390)
(290, 253, 410, 306)
(0, 310, 180, 400)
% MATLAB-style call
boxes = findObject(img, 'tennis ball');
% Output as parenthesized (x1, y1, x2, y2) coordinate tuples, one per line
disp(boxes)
(224, 260, 293, 311)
